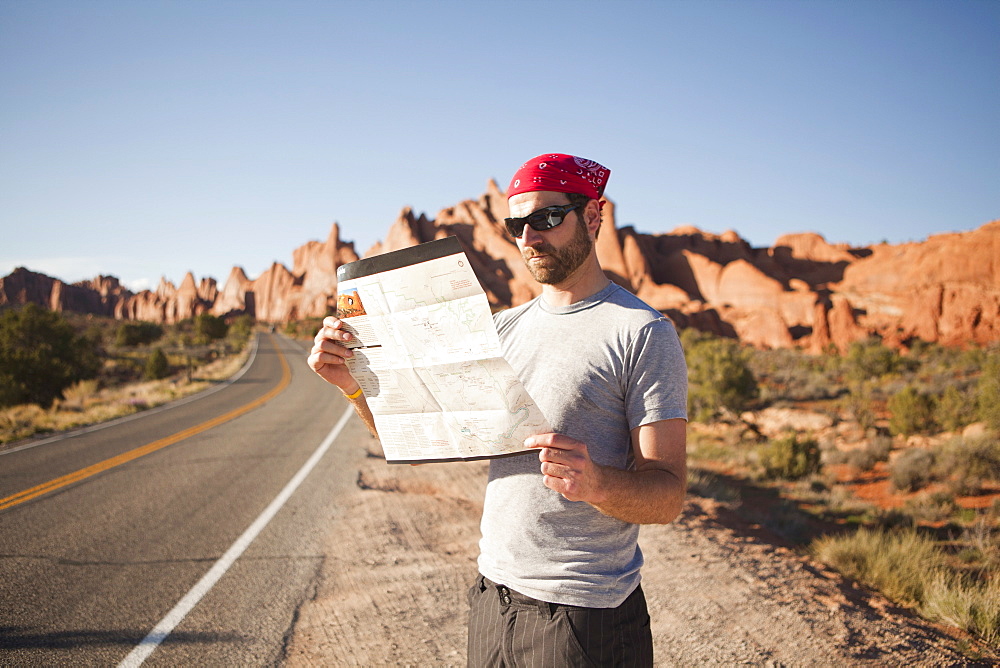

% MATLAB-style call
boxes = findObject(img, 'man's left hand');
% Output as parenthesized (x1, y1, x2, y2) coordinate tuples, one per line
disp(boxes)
(525, 433, 607, 504)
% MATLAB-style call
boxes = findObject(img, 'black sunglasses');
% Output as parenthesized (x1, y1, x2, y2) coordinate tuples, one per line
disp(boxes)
(504, 203, 581, 238)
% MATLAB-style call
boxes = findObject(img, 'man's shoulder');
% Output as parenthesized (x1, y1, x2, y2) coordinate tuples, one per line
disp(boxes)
(601, 284, 670, 325)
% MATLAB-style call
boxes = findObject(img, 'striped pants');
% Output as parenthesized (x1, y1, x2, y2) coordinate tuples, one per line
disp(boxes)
(467, 575, 653, 667)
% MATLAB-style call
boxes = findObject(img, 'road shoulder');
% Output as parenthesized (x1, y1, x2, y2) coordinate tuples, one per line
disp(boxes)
(285, 435, 990, 666)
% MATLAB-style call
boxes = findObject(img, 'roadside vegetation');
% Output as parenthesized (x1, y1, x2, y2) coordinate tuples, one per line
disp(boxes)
(0, 305, 257, 445)
(3, 305, 997, 649)
(681, 329, 1000, 651)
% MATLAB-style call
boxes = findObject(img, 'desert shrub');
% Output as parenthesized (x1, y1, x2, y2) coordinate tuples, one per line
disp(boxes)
(814, 527, 1000, 644)
(748, 347, 842, 402)
(978, 352, 1000, 430)
(846, 337, 904, 383)
(227, 314, 254, 350)
(144, 348, 170, 380)
(60, 378, 101, 411)
(812, 527, 947, 606)
(839, 435, 893, 471)
(890, 448, 936, 492)
(922, 571, 1000, 646)
(873, 508, 917, 530)
(840, 382, 879, 432)
(903, 491, 959, 524)
(844, 436, 892, 472)
(907, 339, 983, 379)
(935, 384, 978, 433)
(759, 433, 821, 480)
(0, 403, 48, 443)
(193, 314, 228, 343)
(869, 434, 893, 460)
(959, 519, 1000, 573)
(848, 447, 877, 471)
(888, 385, 936, 436)
(682, 330, 759, 422)
(115, 321, 163, 347)
(82, 322, 107, 348)
(0, 304, 102, 408)
(934, 435, 1000, 495)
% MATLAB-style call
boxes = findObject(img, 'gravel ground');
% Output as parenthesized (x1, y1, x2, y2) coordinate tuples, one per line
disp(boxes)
(283, 435, 996, 666)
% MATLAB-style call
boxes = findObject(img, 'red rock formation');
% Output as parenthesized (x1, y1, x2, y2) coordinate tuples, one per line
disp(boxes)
(250, 262, 300, 323)
(831, 221, 1000, 348)
(246, 222, 360, 322)
(1, 183, 997, 355)
(0, 268, 130, 317)
(172, 272, 205, 322)
(212, 267, 253, 318)
(595, 199, 632, 290)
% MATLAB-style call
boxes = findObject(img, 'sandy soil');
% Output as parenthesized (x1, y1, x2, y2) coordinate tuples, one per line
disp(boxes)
(284, 434, 995, 667)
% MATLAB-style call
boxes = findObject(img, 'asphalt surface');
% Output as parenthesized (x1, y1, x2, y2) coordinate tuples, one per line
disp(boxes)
(0, 333, 368, 666)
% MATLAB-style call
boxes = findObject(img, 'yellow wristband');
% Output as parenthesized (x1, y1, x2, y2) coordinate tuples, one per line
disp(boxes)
(343, 387, 363, 400)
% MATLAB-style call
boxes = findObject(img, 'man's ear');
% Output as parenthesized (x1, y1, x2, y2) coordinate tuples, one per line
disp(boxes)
(584, 199, 602, 237)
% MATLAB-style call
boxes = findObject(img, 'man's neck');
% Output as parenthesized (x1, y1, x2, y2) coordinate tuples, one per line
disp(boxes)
(539, 256, 611, 308)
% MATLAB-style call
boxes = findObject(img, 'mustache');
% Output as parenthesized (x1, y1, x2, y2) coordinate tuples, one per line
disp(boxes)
(522, 243, 558, 259)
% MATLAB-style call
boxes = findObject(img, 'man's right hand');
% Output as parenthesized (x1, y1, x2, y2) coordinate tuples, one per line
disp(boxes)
(307, 316, 359, 392)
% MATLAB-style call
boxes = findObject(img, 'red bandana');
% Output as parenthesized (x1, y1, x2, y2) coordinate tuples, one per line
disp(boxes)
(507, 153, 610, 201)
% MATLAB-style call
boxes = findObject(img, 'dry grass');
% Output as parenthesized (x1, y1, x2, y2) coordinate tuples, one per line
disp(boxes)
(923, 571, 1000, 646)
(811, 526, 1000, 644)
(812, 527, 945, 606)
(0, 344, 252, 447)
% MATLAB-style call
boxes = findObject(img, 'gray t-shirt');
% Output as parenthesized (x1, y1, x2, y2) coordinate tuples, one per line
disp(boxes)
(478, 282, 688, 608)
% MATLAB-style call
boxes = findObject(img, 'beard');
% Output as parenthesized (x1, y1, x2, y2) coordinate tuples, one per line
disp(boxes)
(521, 217, 594, 285)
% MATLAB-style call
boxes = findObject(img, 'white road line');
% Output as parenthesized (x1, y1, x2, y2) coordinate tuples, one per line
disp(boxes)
(117, 404, 355, 668)
(0, 336, 261, 457)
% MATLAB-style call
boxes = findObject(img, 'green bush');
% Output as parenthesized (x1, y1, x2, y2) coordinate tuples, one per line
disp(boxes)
(936, 384, 978, 432)
(194, 314, 228, 343)
(226, 314, 254, 350)
(890, 448, 935, 492)
(0, 304, 101, 407)
(682, 330, 759, 422)
(760, 433, 821, 480)
(978, 352, 1000, 430)
(888, 385, 936, 436)
(115, 321, 164, 347)
(144, 348, 170, 380)
(846, 337, 904, 383)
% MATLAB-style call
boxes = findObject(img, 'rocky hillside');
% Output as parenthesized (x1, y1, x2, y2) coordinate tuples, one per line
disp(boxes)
(2, 181, 997, 352)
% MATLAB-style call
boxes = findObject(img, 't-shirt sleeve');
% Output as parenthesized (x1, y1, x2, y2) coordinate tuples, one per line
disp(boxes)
(624, 318, 688, 429)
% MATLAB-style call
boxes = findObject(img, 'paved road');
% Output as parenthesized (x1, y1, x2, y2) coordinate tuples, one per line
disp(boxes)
(0, 333, 367, 666)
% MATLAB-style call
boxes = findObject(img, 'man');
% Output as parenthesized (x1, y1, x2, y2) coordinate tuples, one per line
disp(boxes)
(308, 153, 688, 667)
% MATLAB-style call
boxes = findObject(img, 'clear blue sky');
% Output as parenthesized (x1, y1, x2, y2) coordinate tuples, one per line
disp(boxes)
(1, 0, 997, 292)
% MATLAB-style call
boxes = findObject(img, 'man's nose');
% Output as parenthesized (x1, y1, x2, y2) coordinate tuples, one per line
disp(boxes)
(521, 224, 543, 246)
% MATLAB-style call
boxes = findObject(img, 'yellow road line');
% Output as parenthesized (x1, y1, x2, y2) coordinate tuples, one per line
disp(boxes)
(0, 335, 292, 513)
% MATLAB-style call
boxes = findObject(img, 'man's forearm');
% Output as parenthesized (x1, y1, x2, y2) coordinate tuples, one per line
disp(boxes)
(591, 465, 686, 525)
